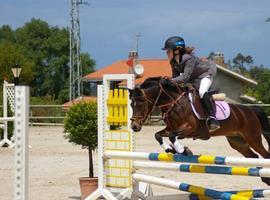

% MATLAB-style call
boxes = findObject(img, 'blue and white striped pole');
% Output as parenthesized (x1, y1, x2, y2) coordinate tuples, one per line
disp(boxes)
(133, 161, 270, 177)
(133, 173, 252, 200)
(105, 151, 270, 168)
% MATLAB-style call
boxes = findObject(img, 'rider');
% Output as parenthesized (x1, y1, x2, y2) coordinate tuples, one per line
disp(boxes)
(162, 36, 220, 132)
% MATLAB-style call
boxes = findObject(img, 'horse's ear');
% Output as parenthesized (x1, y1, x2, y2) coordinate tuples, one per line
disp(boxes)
(128, 87, 143, 98)
(127, 88, 135, 98)
(134, 87, 143, 96)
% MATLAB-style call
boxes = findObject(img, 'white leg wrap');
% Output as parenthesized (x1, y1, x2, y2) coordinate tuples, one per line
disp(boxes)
(173, 140, 185, 153)
(162, 142, 173, 151)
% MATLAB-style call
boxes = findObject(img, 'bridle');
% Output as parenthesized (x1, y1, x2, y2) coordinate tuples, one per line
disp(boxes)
(130, 80, 187, 125)
(130, 87, 163, 125)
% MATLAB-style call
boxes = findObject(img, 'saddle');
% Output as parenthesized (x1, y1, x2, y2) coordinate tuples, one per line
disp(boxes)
(186, 85, 230, 140)
(188, 88, 230, 120)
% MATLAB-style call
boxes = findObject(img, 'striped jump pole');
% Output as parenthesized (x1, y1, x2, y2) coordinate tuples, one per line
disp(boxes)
(133, 161, 270, 178)
(105, 151, 270, 168)
(132, 173, 253, 200)
(188, 189, 270, 200)
(225, 189, 270, 199)
(145, 193, 213, 200)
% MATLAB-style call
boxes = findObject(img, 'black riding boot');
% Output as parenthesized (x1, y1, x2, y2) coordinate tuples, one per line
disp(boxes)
(202, 93, 220, 132)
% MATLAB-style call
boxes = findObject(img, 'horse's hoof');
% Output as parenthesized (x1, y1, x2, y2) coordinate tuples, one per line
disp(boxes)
(165, 147, 177, 154)
(182, 146, 193, 156)
(261, 177, 270, 186)
(173, 147, 193, 156)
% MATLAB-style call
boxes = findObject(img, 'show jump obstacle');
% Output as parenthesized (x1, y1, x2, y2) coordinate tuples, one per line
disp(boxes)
(0, 85, 29, 200)
(87, 74, 270, 200)
(86, 74, 135, 200)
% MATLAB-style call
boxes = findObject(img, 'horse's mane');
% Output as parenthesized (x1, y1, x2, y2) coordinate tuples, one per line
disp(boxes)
(139, 77, 183, 94)
(139, 77, 162, 89)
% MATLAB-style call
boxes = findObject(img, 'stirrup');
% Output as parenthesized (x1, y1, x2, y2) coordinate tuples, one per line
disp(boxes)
(206, 117, 220, 132)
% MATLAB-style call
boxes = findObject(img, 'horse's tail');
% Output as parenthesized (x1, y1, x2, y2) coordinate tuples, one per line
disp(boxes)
(250, 106, 270, 150)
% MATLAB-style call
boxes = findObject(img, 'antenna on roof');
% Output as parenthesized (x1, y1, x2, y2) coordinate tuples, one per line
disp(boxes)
(135, 33, 141, 55)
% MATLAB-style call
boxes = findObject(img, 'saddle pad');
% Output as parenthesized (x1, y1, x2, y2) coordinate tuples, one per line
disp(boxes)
(214, 101, 230, 120)
(189, 93, 230, 120)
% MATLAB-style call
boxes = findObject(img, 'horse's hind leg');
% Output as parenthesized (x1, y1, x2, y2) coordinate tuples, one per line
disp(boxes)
(227, 135, 270, 186)
(242, 129, 270, 159)
(243, 131, 270, 186)
(226, 136, 259, 158)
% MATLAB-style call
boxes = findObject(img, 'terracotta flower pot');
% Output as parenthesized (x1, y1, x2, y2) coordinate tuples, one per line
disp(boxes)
(79, 177, 98, 200)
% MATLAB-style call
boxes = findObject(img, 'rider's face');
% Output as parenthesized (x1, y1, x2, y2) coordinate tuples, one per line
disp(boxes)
(166, 49, 174, 60)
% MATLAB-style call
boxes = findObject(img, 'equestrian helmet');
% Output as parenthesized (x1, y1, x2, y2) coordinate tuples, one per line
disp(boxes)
(162, 36, 185, 50)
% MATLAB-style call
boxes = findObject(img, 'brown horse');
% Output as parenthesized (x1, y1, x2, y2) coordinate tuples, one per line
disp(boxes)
(129, 77, 270, 185)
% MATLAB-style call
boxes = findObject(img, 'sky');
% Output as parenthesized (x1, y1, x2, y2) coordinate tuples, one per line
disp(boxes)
(1, 0, 270, 69)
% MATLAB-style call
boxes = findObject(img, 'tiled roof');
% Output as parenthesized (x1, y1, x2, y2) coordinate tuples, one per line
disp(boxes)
(84, 58, 257, 85)
(62, 96, 97, 109)
(83, 59, 172, 85)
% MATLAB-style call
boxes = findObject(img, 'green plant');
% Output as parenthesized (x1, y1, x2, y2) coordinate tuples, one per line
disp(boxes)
(64, 102, 98, 178)
(0, 102, 14, 140)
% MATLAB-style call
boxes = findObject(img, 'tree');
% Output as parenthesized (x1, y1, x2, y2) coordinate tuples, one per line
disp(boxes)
(14, 19, 69, 98)
(254, 70, 270, 103)
(64, 102, 98, 178)
(0, 25, 15, 42)
(0, 41, 35, 85)
(246, 66, 270, 106)
(207, 51, 215, 60)
(232, 53, 253, 74)
(226, 60, 232, 70)
(249, 65, 266, 80)
(0, 18, 96, 103)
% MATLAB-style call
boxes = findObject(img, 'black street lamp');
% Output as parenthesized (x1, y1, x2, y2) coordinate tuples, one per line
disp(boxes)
(11, 64, 22, 86)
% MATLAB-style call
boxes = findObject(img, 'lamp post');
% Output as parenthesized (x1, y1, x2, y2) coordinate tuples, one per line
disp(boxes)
(11, 64, 22, 86)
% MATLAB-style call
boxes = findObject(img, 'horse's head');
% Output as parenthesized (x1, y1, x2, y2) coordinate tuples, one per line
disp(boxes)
(129, 77, 183, 132)
(128, 77, 162, 131)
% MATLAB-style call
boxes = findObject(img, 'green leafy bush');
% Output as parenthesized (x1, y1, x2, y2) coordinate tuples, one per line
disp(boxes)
(64, 102, 98, 177)
(0, 103, 14, 141)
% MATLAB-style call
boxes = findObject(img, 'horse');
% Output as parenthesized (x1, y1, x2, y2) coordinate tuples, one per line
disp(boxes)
(128, 77, 270, 186)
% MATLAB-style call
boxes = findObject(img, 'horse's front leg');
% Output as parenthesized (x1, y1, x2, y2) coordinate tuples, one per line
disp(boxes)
(168, 128, 194, 155)
(155, 128, 176, 154)
(168, 129, 185, 154)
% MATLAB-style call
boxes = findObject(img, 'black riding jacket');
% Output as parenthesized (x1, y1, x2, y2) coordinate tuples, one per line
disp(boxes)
(171, 54, 217, 89)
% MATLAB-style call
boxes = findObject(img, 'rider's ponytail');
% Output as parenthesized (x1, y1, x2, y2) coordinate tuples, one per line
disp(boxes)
(185, 46, 195, 55)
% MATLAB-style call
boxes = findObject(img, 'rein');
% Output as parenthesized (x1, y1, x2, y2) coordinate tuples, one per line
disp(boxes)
(158, 84, 187, 129)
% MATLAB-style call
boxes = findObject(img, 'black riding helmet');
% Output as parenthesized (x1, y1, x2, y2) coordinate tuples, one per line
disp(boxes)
(162, 36, 185, 51)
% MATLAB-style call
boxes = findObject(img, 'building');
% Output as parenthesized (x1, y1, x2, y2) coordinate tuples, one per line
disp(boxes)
(83, 52, 257, 104)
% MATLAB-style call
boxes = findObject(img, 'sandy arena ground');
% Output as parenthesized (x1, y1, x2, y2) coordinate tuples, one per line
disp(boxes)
(1, 126, 269, 200)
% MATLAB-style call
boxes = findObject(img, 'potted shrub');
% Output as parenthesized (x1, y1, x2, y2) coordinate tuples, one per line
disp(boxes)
(64, 101, 98, 200)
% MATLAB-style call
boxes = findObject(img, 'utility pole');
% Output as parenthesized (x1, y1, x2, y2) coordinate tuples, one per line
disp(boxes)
(69, 0, 88, 101)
